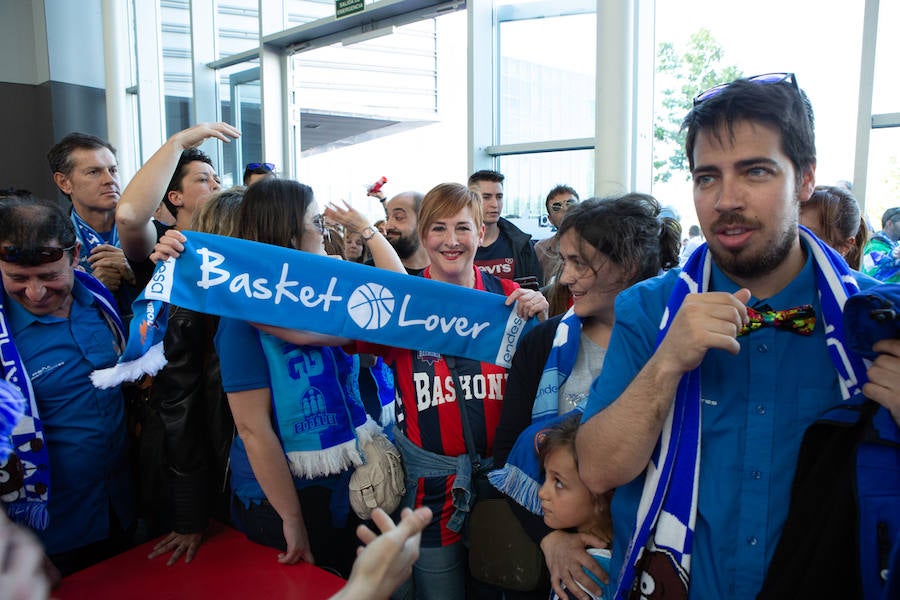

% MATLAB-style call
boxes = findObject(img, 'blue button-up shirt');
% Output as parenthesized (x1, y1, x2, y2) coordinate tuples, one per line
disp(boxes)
(583, 248, 877, 598)
(7, 278, 134, 555)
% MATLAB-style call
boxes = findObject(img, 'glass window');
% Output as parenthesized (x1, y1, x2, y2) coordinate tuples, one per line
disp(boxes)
(497, 12, 596, 144)
(216, 61, 262, 187)
(872, 0, 900, 116)
(291, 12, 466, 223)
(652, 0, 866, 229)
(292, 19, 438, 118)
(217, 0, 261, 59)
(865, 128, 900, 230)
(160, 0, 193, 136)
(496, 149, 594, 240)
(285, 0, 338, 27)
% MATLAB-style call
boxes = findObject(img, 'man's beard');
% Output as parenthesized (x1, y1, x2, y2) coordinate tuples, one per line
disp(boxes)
(707, 213, 798, 280)
(389, 232, 419, 260)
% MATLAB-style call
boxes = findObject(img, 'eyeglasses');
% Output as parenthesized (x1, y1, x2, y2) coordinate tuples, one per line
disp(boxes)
(693, 72, 798, 106)
(549, 199, 578, 213)
(0, 245, 75, 265)
(246, 162, 275, 172)
(311, 214, 326, 235)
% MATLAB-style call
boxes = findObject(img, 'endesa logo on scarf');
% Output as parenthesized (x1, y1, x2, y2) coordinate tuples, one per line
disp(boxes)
(143, 232, 536, 367)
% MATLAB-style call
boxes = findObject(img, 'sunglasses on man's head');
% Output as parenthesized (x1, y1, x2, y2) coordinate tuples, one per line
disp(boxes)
(246, 162, 275, 172)
(550, 199, 577, 213)
(693, 72, 798, 106)
(0, 245, 75, 266)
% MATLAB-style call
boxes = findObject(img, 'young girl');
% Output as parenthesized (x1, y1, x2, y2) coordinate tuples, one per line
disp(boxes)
(537, 413, 612, 600)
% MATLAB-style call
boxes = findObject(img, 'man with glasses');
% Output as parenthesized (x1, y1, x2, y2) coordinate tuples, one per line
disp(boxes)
(575, 74, 900, 599)
(116, 122, 239, 263)
(468, 169, 544, 290)
(534, 185, 579, 284)
(861, 206, 900, 282)
(0, 196, 134, 575)
(243, 162, 276, 186)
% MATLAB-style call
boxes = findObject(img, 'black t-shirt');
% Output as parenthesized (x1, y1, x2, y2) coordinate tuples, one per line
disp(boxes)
(474, 235, 515, 281)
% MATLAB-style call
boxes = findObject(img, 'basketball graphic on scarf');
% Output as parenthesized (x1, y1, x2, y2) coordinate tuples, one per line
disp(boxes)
(348, 283, 395, 329)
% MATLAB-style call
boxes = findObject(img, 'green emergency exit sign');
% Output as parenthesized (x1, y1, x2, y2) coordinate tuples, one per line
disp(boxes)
(336, 0, 365, 18)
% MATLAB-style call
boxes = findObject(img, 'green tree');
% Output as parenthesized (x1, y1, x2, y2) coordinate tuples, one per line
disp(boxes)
(654, 29, 743, 183)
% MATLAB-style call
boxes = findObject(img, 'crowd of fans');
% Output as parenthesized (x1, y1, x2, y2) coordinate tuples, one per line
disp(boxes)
(1, 72, 899, 600)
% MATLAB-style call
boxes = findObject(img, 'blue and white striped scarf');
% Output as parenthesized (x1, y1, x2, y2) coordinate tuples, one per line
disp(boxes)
(1, 271, 124, 530)
(615, 226, 871, 599)
(71, 210, 118, 274)
(488, 308, 583, 513)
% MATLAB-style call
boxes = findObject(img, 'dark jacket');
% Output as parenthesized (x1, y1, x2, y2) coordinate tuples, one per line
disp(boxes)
(758, 400, 900, 600)
(150, 306, 234, 533)
(497, 217, 544, 288)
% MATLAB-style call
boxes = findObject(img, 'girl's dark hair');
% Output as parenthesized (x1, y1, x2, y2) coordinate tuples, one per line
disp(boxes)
(237, 178, 315, 249)
(537, 413, 582, 470)
(556, 193, 681, 287)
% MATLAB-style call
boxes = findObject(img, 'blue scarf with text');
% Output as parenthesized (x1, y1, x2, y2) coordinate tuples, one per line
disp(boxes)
(92, 232, 536, 389)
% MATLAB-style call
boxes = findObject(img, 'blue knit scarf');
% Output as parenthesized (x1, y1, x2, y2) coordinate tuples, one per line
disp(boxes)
(1, 271, 124, 530)
(369, 356, 396, 426)
(614, 226, 870, 599)
(259, 334, 380, 478)
(71, 210, 119, 274)
(488, 307, 584, 513)
(92, 232, 537, 388)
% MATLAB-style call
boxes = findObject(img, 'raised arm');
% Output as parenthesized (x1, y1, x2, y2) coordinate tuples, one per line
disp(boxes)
(576, 289, 750, 494)
(324, 201, 404, 273)
(116, 123, 239, 261)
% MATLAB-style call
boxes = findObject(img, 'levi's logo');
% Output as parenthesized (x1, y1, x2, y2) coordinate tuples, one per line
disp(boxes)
(475, 258, 515, 279)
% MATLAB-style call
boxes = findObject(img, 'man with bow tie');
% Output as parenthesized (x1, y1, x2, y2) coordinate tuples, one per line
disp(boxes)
(575, 73, 900, 600)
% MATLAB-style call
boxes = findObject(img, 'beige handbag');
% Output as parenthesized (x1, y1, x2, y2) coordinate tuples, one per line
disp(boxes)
(349, 433, 406, 519)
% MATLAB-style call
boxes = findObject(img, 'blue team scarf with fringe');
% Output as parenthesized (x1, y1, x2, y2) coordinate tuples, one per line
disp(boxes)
(92, 232, 535, 389)
(488, 307, 584, 512)
(259, 334, 380, 478)
(615, 226, 871, 600)
(71, 210, 119, 274)
(369, 356, 396, 426)
(1, 271, 124, 530)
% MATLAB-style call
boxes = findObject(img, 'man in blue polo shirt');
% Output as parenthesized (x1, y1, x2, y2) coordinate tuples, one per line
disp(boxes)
(0, 196, 134, 575)
(575, 75, 900, 599)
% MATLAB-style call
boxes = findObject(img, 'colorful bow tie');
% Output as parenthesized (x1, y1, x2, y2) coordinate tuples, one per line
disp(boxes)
(738, 304, 816, 337)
